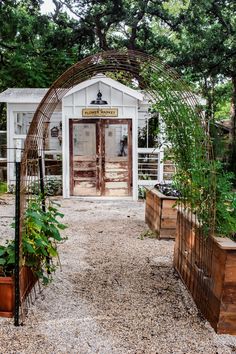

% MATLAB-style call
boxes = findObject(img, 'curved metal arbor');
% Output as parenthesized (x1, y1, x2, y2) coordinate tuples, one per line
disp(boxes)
(17, 50, 215, 323)
(21, 49, 214, 224)
(23, 50, 202, 162)
(22, 49, 208, 196)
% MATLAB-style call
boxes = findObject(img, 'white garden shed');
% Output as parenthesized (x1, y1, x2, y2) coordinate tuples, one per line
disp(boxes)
(0, 74, 176, 199)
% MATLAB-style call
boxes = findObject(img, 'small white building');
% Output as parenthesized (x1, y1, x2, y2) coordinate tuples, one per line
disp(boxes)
(0, 75, 176, 200)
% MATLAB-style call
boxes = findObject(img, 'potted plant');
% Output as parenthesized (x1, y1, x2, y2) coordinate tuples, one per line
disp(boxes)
(145, 183, 179, 239)
(0, 197, 67, 318)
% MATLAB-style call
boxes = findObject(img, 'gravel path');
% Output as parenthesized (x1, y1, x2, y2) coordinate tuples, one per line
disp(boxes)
(1, 196, 236, 353)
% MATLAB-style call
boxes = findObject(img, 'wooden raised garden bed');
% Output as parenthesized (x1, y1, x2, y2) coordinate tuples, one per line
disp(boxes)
(174, 210, 236, 334)
(145, 188, 177, 239)
(0, 266, 37, 318)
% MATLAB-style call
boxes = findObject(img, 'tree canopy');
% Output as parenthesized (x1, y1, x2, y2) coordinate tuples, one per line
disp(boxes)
(0, 0, 235, 161)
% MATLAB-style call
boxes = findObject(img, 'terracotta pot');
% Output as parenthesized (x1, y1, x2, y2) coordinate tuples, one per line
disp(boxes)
(0, 266, 37, 318)
(0, 276, 15, 318)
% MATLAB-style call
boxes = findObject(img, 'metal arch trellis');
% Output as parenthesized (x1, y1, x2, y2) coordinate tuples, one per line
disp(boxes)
(15, 50, 216, 325)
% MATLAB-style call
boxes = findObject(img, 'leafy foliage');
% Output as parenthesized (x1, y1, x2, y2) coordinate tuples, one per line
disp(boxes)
(0, 197, 67, 283)
(22, 197, 67, 284)
(0, 240, 15, 276)
(214, 81, 233, 120)
(0, 0, 235, 239)
(143, 63, 236, 238)
(0, 182, 7, 195)
(30, 178, 62, 196)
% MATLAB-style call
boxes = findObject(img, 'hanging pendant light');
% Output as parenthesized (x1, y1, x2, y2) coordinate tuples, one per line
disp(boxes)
(90, 90, 108, 105)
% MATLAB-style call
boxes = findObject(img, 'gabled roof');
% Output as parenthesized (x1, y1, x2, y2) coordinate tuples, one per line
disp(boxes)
(0, 75, 144, 103)
(64, 74, 144, 101)
(0, 88, 49, 103)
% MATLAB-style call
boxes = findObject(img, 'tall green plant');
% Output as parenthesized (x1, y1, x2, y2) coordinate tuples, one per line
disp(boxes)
(22, 197, 67, 284)
(142, 64, 236, 238)
(0, 197, 67, 283)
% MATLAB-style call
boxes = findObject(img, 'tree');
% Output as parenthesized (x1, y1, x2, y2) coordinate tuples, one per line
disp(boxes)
(168, 0, 236, 177)
(0, 0, 80, 128)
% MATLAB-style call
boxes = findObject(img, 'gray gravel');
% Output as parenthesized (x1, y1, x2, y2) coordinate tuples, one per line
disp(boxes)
(1, 195, 236, 353)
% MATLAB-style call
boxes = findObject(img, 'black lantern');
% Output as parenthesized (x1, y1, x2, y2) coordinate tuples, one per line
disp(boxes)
(90, 90, 108, 105)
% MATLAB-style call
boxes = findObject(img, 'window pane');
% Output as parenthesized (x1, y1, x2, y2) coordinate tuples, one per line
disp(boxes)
(138, 112, 160, 148)
(138, 111, 148, 148)
(147, 115, 160, 148)
(0, 132, 7, 158)
(105, 124, 128, 158)
(15, 112, 33, 135)
(73, 124, 96, 157)
(138, 153, 158, 180)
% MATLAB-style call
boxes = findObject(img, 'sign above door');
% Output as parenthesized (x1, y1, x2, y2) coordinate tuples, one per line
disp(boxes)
(82, 108, 118, 117)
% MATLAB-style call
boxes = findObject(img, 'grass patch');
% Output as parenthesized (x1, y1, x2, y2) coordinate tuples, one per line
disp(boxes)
(138, 229, 157, 240)
(0, 182, 7, 195)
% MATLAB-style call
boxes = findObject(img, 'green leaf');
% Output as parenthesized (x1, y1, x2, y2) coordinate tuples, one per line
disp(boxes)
(7, 254, 15, 265)
(25, 242, 36, 254)
(48, 245, 58, 257)
(57, 223, 67, 230)
(0, 258, 6, 265)
(0, 248, 6, 257)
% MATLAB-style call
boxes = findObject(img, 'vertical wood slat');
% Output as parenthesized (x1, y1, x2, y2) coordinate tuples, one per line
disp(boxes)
(145, 189, 177, 239)
(174, 210, 236, 334)
(69, 119, 74, 196)
(99, 120, 104, 196)
(128, 119, 132, 195)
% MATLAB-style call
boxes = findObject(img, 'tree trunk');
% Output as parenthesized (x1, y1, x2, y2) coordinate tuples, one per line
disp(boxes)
(230, 76, 236, 142)
(202, 76, 214, 132)
(229, 75, 236, 183)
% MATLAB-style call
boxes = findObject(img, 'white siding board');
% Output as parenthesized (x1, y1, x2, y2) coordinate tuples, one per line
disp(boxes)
(123, 107, 136, 118)
(99, 83, 111, 104)
(74, 90, 86, 105)
(86, 83, 99, 105)
(73, 107, 83, 117)
(63, 95, 73, 106)
(123, 94, 137, 106)
(111, 88, 123, 106)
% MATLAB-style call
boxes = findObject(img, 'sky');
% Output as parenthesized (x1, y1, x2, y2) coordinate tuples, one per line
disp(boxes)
(41, 0, 76, 19)
(41, 0, 56, 14)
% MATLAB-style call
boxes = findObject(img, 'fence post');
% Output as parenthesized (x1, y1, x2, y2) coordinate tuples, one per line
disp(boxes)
(38, 156, 45, 212)
(14, 140, 21, 326)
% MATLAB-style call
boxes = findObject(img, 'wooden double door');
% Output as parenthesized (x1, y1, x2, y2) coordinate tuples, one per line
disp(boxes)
(70, 119, 132, 197)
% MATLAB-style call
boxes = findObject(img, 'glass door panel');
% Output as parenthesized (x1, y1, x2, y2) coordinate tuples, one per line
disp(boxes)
(103, 121, 132, 196)
(71, 121, 101, 196)
(70, 119, 132, 197)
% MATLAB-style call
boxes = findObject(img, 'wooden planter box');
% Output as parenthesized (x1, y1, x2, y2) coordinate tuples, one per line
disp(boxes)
(0, 266, 37, 318)
(145, 189, 177, 239)
(174, 210, 236, 334)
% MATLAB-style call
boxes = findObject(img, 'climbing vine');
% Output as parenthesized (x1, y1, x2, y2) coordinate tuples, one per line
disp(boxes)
(142, 65, 236, 237)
